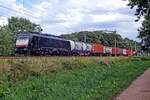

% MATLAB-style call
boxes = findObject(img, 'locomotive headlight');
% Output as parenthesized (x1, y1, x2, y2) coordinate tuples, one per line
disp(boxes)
(24, 48, 27, 51)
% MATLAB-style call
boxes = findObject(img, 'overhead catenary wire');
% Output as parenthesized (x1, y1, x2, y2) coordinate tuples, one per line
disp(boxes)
(0, 4, 39, 19)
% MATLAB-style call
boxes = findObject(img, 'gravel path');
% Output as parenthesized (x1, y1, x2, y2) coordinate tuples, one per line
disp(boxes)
(114, 68, 150, 100)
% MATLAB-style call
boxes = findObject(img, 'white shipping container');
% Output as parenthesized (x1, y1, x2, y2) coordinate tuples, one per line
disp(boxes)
(82, 43, 86, 51)
(105, 47, 112, 54)
(69, 40, 75, 51)
(74, 42, 83, 51)
(86, 44, 92, 52)
(123, 49, 127, 55)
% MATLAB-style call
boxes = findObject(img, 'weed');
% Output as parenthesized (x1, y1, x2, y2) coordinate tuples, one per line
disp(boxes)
(0, 57, 150, 100)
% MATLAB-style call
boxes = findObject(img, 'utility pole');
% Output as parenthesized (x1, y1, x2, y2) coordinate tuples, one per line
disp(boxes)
(114, 30, 117, 57)
(84, 32, 86, 43)
(135, 42, 136, 50)
(130, 42, 132, 50)
(102, 29, 118, 57)
(115, 38, 117, 57)
(134, 42, 137, 56)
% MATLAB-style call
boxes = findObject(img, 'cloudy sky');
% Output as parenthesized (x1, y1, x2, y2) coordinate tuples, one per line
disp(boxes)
(0, 0, 143, 41)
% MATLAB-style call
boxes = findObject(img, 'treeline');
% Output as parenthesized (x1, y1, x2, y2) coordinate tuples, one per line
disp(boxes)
(61, 31, 140, 50)
(0, 17, 42, 56)
(0, 16, 140, 56)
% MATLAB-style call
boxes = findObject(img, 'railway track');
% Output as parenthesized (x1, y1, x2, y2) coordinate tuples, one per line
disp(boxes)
(0, 55, 80, 59)
(0, 55, 123, 60)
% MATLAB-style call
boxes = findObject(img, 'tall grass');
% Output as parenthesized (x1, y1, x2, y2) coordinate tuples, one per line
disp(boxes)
(0, 57, 150, 100)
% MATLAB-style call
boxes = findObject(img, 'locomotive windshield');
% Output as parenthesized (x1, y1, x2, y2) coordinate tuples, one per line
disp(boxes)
(16, 36, 29, 47)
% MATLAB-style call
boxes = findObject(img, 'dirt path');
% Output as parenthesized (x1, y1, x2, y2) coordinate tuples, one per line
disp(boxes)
(114, 68, 150, 100)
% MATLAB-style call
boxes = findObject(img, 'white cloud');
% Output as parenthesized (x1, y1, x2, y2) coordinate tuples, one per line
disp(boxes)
(91, 13, 134, 23)
(55, 12, 84, 28)
(0, 16, 8, 25)
(96, 0, 128, 10)
(0, 0, 142, 41)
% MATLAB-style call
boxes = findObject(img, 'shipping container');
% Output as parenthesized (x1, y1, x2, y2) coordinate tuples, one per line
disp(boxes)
(69, 41, 92, 55)
(69, 41, 83, 55)
(119, 49, 123, 55)
(92, 43, 104, 54)
(127, 49, 130, 56)
(127, 50, 134, 56)
(85, 43, 92, 52)
(112, 47, 120, 56)
(104, 46, 112, 55)
(69, 40, 75, 51)
(123, 49, 127, 56)
(82, 43, 87, 51)
(131, 50, 134, 56)
(74, 41, 83, 51)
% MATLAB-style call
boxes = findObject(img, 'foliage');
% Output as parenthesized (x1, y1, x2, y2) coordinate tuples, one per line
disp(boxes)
(0, 26, 14, 55)
(61, 31, 140, 50)
(128, 0, 150, 52)
(8, 16, 42, 33)
(0, 57, 150, 100)
(128, 0, 150, 20)
(138, 15, 150, 52)
(0, 17, 42, 55)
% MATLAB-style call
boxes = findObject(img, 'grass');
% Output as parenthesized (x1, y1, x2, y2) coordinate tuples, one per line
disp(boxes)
(0, 57, 150, 100)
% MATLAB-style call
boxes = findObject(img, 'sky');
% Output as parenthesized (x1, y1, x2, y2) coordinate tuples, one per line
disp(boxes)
(0, 0, 143, 41)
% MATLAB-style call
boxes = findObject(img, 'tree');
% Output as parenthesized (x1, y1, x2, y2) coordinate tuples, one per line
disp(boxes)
(61, 31, 140, 50)
(0, 17, 42, 55)
(8, 16, 42, 34)
(128, 0, 150, 53)
(0, 26, 14, 55)
(128, 0, 150, 20)
(138, 15, 150, 52)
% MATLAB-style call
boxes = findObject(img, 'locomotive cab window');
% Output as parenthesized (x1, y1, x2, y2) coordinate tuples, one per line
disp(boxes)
(16, 36, 30, 48)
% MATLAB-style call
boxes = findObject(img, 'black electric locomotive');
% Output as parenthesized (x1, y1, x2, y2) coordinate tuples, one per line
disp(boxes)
(15, 32, 71, 55)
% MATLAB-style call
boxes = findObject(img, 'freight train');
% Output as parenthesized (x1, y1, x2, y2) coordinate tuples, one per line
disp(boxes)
(15, 32, 135, 56)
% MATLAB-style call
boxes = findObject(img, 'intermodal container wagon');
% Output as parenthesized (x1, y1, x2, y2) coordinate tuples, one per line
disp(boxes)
(112, 47, 120, 56)
(92, 43, 104, 54)
(123, 49, 127, 56)
(127, 50, 134, 56)
(104, 46, 112, 55)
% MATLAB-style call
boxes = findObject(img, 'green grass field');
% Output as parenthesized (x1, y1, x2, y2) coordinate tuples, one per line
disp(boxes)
(0, 57, 150, 100)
